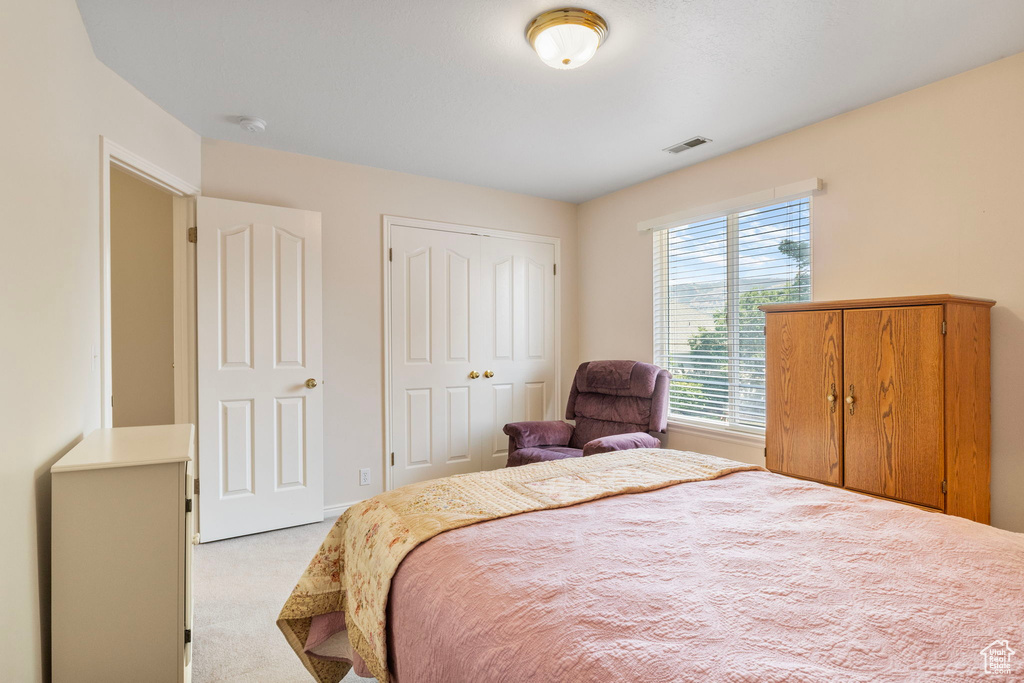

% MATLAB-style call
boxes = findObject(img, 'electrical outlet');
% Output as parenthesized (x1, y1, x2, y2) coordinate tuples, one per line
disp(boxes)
(359, 468, 371, 486)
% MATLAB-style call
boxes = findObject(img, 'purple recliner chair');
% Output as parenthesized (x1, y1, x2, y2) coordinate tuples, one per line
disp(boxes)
(503, 360, 671, 468)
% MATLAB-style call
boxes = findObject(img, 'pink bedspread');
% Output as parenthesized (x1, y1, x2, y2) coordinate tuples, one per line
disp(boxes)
(383, 470, 1024, 681)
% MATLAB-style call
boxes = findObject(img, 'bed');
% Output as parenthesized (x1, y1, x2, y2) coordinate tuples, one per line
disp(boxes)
(279, 449, 1024, 682)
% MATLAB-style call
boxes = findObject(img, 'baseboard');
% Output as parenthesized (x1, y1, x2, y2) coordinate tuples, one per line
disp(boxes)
(323, 500, 361, 519)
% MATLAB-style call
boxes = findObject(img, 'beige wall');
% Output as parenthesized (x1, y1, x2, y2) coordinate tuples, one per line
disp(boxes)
(0, 1, 201, 679)
(201, 139, 579, 509)
(110, 168, 175, 428)
(578, 52, 1024, 532)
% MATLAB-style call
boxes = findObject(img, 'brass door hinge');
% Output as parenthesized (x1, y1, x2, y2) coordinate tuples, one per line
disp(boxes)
(941, 320, 947, 335)
(941, 480, 948, 495)
(388, 247, 392, 262)
(194, 478, 200, 495)
(390, 452, 395, 466)
(184, 629, 192, 645)
(185, 498, 192, 513)
(187, 227, 197, 243)
(553, 263, 557, 276)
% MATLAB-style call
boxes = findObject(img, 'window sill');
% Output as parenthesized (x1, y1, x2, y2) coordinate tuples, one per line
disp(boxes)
(666, 419, 766, 449)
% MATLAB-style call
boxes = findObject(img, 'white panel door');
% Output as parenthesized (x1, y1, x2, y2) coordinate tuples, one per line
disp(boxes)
(390, 224, 557, 487)
(479, 236, 558, 469)
(390, 226, 484, 488)
(197, 197, 323, 542)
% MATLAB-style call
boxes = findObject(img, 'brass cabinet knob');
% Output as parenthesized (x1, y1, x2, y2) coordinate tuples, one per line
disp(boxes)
(483, 371, 494, 378)
(305, 378, 318, 389)
(845, 395, 854, 404)
(468, 371, 480, 380)
(846, 384, 855, 415)
(827, 393, 836, 403)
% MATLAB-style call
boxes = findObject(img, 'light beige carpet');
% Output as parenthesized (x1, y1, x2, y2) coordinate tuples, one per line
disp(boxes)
(192, 517, 373, 682)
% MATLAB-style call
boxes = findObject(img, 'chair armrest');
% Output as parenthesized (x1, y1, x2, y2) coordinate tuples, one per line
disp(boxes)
(503, 421, 574, 450)
(582, 432, 661, 457)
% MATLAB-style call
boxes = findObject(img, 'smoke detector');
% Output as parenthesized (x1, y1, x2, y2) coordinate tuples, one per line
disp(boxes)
(238, 116, 267, 133)
(663, 136, 711, 154)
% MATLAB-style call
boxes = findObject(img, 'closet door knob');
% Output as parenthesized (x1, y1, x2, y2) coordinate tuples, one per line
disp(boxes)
(483, 371, 494, 378)
(468, 371, 480, 380)
(305, 378, 318, 389)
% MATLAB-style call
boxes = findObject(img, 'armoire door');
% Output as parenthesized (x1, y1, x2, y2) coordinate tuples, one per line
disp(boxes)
(843, 305, 945, 509)
(765, 310, 843, 485)
(389, 224, 558, 488)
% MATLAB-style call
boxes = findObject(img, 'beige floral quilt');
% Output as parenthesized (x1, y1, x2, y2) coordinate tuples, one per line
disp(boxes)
(277, 448, 764, 682)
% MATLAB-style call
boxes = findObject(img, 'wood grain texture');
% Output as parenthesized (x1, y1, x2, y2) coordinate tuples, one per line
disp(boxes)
(760, 294, 994, 314)
(843, 306, 945, 509)
(943, 303, 991, 523)
(765, 310, 843, 485)
(762, 295, 992, 522)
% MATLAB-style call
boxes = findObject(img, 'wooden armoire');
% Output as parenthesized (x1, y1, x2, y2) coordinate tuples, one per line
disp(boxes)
(760, 294, 994, 522)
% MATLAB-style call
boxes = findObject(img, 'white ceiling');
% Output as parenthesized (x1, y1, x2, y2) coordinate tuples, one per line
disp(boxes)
(76, 0, 1024, 203)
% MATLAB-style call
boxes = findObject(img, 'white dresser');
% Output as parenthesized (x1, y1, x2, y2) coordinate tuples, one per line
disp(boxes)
(51, 424, 195, 683)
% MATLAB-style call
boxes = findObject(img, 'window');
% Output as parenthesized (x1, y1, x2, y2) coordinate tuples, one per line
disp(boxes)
(653, 198, 811, 432)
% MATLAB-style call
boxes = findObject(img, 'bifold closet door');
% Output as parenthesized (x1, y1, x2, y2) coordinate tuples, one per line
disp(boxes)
(843, 305, 945, 509)
(764, 310, 843, 485)
(390, 226, 558, 487)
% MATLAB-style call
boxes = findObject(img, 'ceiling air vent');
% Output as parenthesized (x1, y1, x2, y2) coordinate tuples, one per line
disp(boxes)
(663, 136, 712, 154)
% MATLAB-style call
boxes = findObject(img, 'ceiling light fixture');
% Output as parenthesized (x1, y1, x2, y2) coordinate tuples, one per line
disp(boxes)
(527, 8, 608, 70)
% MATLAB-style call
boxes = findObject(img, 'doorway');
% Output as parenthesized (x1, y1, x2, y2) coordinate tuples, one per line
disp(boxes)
(99, 137, 201, 432)
(101, 144, 325, 541)
(109, 168, 177, 427)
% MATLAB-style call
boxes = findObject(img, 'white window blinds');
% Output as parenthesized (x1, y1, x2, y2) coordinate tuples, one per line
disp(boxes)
(653, 198, 812, 431)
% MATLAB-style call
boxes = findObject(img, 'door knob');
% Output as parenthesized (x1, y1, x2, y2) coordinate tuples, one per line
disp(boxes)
(483, 371, 494, 378)
(305, 378, 318, 389)
(468, 371, 480, 380)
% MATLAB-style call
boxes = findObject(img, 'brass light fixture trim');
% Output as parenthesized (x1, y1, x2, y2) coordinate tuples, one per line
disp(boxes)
(526, 8, 609, 66)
